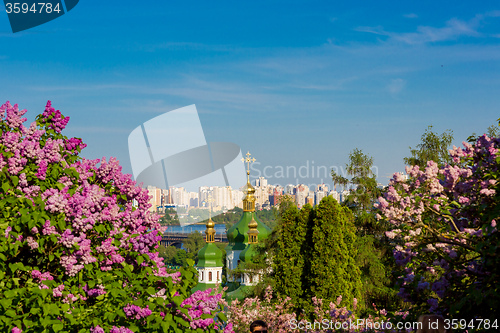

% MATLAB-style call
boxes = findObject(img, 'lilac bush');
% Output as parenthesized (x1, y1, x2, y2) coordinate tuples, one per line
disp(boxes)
(223, 286, 410, 333)
(0, 101, 230, 332)
(376, 133, 500, 323)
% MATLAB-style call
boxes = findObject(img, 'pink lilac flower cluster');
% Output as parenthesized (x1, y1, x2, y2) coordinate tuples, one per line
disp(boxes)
(0, 101, 227, 332)
(0, 101, 166, 280)
(89, 326, 134, 333)
(123, 304, 153, 320)
(180, 288, 223, 329)
(109, 327, 134, 333)
(53, 284, 65, 297)
(222, 285, 293, 333)
(224, 286, 402, 333)
(303, 296, 404, 333)
(31, 270, 54, 289)
(83, 284, 107, 297)
(376, 134, 500, 314)
(40, 101, 70, 133)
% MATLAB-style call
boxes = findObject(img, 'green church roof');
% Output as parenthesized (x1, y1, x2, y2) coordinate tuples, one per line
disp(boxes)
(239, 243, 258, 263)
(197, 243, 223, 267)
(225, 211, 271, 252)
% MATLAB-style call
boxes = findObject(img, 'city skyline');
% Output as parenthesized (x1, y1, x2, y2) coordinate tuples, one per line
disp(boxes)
(146, 176, 351, 215)
(1, 1, 499, 186)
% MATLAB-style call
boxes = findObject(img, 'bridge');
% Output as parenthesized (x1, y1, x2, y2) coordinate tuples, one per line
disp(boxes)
(160, 232, 228, 247)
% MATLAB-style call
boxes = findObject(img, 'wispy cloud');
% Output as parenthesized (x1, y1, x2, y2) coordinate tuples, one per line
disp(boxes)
(403, 13, 418, 19)
(357, 16, 482, 44)
(136, 42, 236, 53)
(28, 84, 135, 92)
(66, 126, 130, 134)
(387, 78, 406, 95)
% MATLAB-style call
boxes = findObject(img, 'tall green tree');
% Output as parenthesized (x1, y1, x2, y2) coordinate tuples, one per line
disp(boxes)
(184, 231, 205, 263)
(158, 245, 178, 264)
(173, 249, 188, 266)
(486, 123, 500, 138)
(332, 148, 382, 234)
(332, 149, 398, 311)
(331, 173, 349, 192)
(269, 196, 363, 317)
(305, 196, 363, 313)
(404, 125, 453, 168)
(273, 196, 308, 313)
(344, 148, 380, 214)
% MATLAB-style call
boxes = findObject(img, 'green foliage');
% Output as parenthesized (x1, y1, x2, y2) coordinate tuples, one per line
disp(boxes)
(173, 249, 188, 267)
(331, 149, 397, 312)
(404, 125, 453, 168)
(378, 132, 500, 324)
(158, 245, 178, 263)
(272, 196, 307, 312)
(338, 148, 381, 215)
(184, 231, 205, 259)
(159, 208, 180, 225)
(354, 235, 399, 311)
(0, 102, 226, 332)
(270, 196, 363, 318)
(486, 123, 500, 138)
(331, 173, 348, 192)
(305, 196, 363, 313)
(218, 207, 276, 230)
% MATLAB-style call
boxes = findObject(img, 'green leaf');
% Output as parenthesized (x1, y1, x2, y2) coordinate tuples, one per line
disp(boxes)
(217, 312, 228, 322)
(177, 317, 189, 327)
(172, 296, 184, 306)
(161, 321, 171, 330)
(0, 298, 12, 309)
(58, 218, 66, 230)
(5, 289, 17, 298)
(52, 323, 64, 332)
(11, 176, 19, 187)
(5, 309, 16, 318)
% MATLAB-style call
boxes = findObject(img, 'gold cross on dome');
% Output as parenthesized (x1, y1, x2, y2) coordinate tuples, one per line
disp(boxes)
(241, 151, 256, 175)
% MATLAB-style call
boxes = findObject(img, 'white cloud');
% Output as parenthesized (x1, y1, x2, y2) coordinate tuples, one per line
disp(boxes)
(387, 78, 406, 95)
(357, 16, 481, 44)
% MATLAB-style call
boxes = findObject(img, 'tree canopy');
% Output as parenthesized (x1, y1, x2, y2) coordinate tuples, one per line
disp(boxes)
(272, 196, 362, 317)
(404, 125, 453, 168)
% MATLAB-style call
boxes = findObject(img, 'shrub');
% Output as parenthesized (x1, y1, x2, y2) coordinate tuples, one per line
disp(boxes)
(0, 101, 229, 332)
(377, 133, 500, 323)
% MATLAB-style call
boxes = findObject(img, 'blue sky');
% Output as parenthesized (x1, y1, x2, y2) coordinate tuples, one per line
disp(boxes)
(1, 1, 499, 188)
